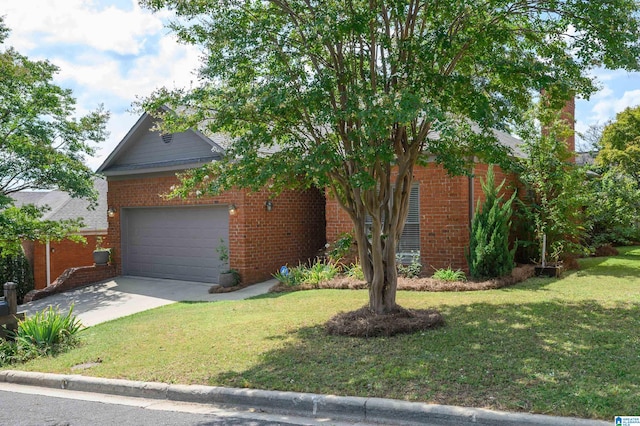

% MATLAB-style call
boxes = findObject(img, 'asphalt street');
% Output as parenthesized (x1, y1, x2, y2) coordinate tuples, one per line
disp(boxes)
(0, 383, 371, 426)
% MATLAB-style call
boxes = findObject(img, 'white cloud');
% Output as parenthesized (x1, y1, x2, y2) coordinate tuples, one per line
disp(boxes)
(590, 89, 640, 124)
(3, 0, 164, 55)
(53, 33, 201, 100)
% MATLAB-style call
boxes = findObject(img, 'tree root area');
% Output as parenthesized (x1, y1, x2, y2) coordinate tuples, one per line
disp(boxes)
(325, 305, 444, 338)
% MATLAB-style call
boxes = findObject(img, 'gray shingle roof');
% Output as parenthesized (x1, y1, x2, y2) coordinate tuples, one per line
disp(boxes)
(10, 177, 107, 232)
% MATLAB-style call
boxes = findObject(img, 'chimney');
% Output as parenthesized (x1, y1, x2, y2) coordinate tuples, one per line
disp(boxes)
(561, 97, 576, 158)
(540, 90, 576, 162)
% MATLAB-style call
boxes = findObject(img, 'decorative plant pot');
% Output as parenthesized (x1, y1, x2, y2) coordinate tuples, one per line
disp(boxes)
(93, 250, 110, 265)
(218, 271, 238, 287)
(535, 264, 562, 278)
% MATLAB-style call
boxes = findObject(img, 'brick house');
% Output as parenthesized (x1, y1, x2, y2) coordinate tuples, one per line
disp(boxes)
(327, 99, 576, 273)
(98, 98, 574, 283)
(12, 178, 108, 290)
(97, 112, 326, 285)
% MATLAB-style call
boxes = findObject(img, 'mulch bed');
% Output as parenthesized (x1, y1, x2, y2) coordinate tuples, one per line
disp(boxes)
(325, 305, 444, 337)
(269, 264, 536, 294)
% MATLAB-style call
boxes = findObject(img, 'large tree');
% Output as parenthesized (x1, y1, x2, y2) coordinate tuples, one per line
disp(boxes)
(597, 105, 640, 186)
(140, 0, 640, 315)
(0, 17, 109, 254)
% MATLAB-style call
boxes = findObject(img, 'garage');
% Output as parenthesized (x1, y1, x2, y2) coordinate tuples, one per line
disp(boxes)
(121, 206, 229, 283)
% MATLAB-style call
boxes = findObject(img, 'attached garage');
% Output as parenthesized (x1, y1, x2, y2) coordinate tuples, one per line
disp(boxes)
(121, 206, 229, 283)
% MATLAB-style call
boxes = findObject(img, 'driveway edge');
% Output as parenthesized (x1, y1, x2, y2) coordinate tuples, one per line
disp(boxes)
(0, 370, 609, 426)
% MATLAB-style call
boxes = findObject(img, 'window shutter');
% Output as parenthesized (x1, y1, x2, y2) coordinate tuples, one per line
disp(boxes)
(398, 185, 420, 259)
(363, 185, 420, 260)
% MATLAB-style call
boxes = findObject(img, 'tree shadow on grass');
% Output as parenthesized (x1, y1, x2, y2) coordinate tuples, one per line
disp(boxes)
(213, 300, 640, 420)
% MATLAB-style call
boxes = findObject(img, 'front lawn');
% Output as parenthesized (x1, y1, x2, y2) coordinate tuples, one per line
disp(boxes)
(10, 247, 640, 419)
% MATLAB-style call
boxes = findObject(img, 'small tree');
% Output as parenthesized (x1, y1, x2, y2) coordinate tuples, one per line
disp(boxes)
(516, 104, 585, 263)
(467, 166, 515, 279)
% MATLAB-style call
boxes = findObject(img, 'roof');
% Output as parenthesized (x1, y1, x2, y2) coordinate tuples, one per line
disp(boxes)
(575, 151, 597, 166)
(99, 108, 526, 179)
(11, 177, 108, 233)
(97, 110, 224, 176)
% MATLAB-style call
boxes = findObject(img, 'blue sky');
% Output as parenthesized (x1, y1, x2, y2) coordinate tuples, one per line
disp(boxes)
(3, 0, 640, 170)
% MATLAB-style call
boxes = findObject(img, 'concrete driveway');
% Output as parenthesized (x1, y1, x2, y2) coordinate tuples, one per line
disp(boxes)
(20, 276, 276, 327)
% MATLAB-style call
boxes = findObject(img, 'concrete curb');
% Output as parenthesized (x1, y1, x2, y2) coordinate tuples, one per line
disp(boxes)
(0, 370, 609, 426)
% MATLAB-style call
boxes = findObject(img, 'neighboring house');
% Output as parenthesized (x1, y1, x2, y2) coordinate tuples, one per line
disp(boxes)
(328, 100, 576, 272)
(97, 112, 326, 285)
(575, 151, 597, 166)
(11, 178, 108, 290)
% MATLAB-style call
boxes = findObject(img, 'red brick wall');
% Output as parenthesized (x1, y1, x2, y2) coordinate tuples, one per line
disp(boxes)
(24, 264, 117, 303)
(325, 162, 519, 274)
(32, 234, 108, 290)
(107, 174, 326, 284)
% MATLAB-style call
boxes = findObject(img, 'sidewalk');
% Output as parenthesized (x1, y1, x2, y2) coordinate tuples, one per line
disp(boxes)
(0, 371, 609, 426)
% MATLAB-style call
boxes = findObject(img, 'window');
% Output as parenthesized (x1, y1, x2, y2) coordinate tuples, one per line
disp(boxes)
(365, 185, 420, 262)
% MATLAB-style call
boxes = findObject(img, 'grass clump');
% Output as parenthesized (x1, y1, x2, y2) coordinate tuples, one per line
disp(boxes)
(0, 305, 82, 366)
(432, 266, 467, 282)
(273, 259, 339, 287)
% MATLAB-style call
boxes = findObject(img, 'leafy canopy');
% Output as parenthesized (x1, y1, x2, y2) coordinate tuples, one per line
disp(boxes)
(515, 104, 586, 261)
(597, 105, 640, 185)
(0, 17, 109, 254)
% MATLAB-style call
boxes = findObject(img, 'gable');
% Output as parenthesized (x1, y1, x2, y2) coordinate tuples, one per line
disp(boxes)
(98, 112, 224, 176)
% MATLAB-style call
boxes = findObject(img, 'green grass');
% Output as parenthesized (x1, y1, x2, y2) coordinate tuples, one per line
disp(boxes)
(10, 247, 640, 419)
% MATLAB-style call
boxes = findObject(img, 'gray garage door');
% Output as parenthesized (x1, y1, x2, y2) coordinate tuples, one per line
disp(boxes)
(122, 206, 229, 283)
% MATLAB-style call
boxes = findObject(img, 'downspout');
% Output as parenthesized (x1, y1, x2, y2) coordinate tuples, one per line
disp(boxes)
(45, 240, 51, 286)
(468, 171, 475, 229)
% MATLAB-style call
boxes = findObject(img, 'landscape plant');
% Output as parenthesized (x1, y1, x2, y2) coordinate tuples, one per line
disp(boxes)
(396, 252, 422, 278)
(516, 105, 586, 263)
(273, 260, 339, 287)
(140, 0, 640, 320)
(467, 166, 515, 279)
(0, 306, 82, 366)
(432, 266, 466, 282)
(0, 248, 34, 303)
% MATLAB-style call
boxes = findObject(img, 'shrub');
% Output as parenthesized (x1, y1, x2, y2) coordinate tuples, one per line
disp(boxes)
(0, 248, 34, 304)
(304, 260, 339, 285)
(0, 306, 82, 366)
(273, 259, 339, 287)
(13, 305, 82, 356)
(432, 266, 467, 282)
(467, 166, 516, 279)
(345, 262, 365, 280)
(397, 251, 422, 278)
(326, 233, 354, 265)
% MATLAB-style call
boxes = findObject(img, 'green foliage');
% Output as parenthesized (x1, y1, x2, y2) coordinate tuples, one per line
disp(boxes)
(468, 166, 515, 279)
(0, 17, 108, 254)
(0, 203, 85, 256)
(14, 306, 82, 350)
(0, 248, 34, 304)
(326, 233, 354, 265)
(1, 306, 82, 366)
(396, 252, 422, 278)
(345, 262, 365, 281)
(515, 105, 586, 262)
(273, 260, 339, 287)
(139, 0, 640, 310)
(432, 267, 467, 282)
(597, 106, 640, 185)
(583, 169, 640, 247)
